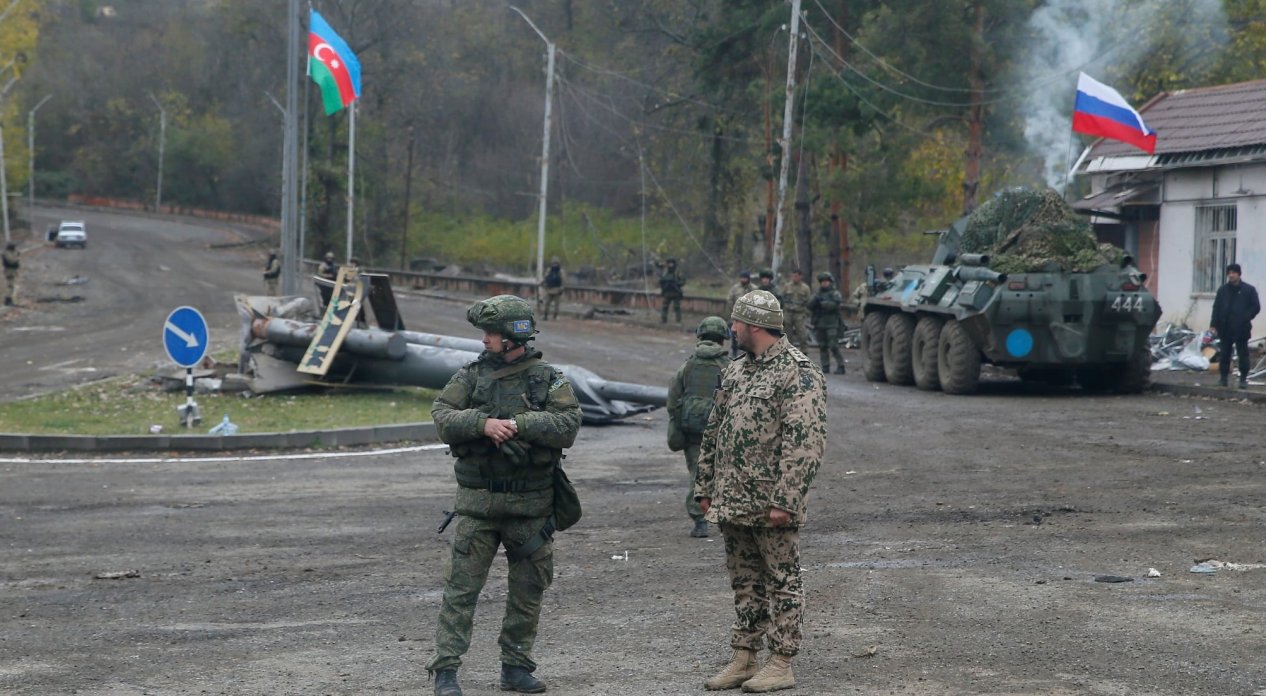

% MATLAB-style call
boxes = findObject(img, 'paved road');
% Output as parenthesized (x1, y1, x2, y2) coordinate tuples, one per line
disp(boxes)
(2, 210, 1265, 695)
(0, 207, 263, 401)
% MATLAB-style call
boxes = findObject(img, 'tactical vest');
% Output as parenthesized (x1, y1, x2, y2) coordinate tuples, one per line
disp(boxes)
(678, 353, 726, 436)
(449, 357, 562, 493)
(812, 289, 844, 327)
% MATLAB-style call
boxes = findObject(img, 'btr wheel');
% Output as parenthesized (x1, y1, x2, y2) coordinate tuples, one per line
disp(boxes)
(861, 311, 887, 382)
(937, 319, 981, 395)
(882, 313, 916, 385)
(911, 315, 944, 391)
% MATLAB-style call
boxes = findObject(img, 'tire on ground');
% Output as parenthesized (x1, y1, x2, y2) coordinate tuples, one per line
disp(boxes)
(912, 315, 943, 391)
(861, 311, 888, 382)
(937, 319, 981, 395)
(1108, 349, 1152, 393)
(882, 313, 916, 385)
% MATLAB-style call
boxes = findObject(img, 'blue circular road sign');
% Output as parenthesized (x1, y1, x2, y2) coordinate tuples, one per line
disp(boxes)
(163, 306, 210, 368)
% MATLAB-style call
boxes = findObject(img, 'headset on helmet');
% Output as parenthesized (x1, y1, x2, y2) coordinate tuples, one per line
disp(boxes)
(466, 295, 537, 345)
(696, 316, 729, 342)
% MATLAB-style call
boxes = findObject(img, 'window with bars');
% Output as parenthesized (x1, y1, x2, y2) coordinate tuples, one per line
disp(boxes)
(1193, 204, 1237, 294)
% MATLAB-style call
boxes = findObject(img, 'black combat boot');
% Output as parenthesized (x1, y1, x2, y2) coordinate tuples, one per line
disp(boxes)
(500, 664, 547, 693)
(434, 669, 462, 696)
(1218, 375, 1229, 387)
(834, 365, 845, 374)
(1239, 377, 1249, 389)
(691, 520, 709, 538)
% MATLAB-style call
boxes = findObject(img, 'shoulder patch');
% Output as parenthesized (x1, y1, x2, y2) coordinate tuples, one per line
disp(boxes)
(549, 377, 569, 392)
(799, 367, 820, 392)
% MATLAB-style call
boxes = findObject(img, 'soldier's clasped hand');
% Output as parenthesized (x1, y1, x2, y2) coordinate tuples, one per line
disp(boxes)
(483, 417, 518, 445)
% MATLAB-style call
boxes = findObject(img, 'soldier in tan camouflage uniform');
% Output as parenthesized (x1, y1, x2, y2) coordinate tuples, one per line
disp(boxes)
(694, 289, 827, 693)
(780, 269, 811, 352)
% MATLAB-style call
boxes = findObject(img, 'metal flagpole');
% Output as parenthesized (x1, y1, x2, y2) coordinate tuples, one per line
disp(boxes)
(281, 0, 301, 295)
(346, 102, 355, 262)
(770, 0, 803, 277)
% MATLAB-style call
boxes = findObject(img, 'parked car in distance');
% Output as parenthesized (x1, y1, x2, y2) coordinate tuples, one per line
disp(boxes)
(55, 221, 87, 249)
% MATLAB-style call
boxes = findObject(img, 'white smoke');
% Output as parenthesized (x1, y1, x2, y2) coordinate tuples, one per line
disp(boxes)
(1021, 0, 1227, 188)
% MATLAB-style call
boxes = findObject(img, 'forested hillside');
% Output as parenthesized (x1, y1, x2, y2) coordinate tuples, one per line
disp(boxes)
(3, 0, 1264, 285)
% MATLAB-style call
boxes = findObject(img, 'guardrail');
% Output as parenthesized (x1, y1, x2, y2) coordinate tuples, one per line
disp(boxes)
(301, 261, 730, 316)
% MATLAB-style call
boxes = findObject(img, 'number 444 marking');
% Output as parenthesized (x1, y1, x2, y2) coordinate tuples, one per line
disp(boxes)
(1111, 294, 1146, 312)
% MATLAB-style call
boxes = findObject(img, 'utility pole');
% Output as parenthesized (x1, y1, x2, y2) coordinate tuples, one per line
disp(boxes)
(400, 126, 415, 270)
(27, 94, 51, 229)
(267, 91, 289, 276)
(510, 5, 555, 288)
(770, 0, 803, 277)
(0, 64, 20, 243)
(281, 0, 301, 294)
(147, 92, 166, 212)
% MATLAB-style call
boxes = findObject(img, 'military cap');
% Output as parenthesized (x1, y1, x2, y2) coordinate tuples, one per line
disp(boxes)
(731, 290, 783, 331)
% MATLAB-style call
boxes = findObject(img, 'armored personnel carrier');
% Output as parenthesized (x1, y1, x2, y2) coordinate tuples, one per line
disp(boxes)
(860, 188, 1160, 394)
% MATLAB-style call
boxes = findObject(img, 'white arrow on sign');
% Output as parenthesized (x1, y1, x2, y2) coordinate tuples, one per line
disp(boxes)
(165, 320, 200, 348)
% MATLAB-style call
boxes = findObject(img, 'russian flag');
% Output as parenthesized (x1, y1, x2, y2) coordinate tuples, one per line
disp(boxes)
(1072, 73, 1156, 154)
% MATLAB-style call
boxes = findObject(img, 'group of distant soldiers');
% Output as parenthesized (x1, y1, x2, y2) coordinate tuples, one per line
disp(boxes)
(720, 267, 849, 374)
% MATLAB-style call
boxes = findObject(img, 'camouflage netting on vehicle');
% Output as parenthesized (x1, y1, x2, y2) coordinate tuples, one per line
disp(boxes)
(960, 188, 1126, 274)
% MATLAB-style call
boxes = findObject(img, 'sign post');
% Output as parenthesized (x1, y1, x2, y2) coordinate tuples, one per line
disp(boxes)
(163, 306, 210, 428)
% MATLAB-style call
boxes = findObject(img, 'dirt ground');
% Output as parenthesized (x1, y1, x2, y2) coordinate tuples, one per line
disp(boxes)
(3, 212, 1266, 695)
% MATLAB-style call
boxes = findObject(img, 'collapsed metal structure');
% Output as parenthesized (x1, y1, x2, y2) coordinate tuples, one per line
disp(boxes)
(235, 275, 667, 424)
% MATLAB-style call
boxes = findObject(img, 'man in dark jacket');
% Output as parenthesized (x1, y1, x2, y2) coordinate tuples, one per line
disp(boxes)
(1211, 263, 1261, 388)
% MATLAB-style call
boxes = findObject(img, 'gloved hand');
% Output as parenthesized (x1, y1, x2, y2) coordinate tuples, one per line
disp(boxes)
(500, 438, 531, 466)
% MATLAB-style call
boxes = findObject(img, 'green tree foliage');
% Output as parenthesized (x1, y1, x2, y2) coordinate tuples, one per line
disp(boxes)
(14, 0, 1266, 278)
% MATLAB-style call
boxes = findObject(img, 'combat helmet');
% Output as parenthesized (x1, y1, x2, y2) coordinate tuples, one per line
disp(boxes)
(882, 267, 895, 278)
(466, 294, 537, 344)
(817, 271, 834, 283)
(731, 290, 783, 331)
(695, 316, 729, 343)
(759, 268, 774, 279)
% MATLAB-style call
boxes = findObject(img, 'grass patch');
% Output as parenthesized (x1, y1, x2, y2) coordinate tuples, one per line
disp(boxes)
(0, 375, 436, 436)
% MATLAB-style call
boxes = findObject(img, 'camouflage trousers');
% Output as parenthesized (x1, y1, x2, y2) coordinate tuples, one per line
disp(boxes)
(784, 311, 808, 351)
(542, 289, 562, 320)
(3, 269, 15, 304)
(265, 276, 279, 296)
(426, 514, 554, 673)
(720, 523, 804, 656)
(684, 441, 705, 522)
(661, 294, 682, 322)
(814, 325, 844, 371)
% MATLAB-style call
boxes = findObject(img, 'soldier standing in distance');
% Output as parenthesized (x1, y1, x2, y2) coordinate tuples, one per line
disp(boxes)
(726, 271, 753, 358)
(695, 290, 826, 693)
(667, 316, 732, 538)
(2, 242, 19, 306)
(262, 248, 281, 295)
(426, 295, 581, 696)
(316, 251, 339, 309)
(756, 269, 782, 304)
(541, 256, 564, 320)
(808, 272, 847, 374)
(781, 269, 812, 352)
(659, 257, 686, 323)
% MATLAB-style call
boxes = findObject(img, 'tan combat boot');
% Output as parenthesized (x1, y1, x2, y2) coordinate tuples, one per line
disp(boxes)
(704, 648, 759, 690)
(740, 653, 794, 693)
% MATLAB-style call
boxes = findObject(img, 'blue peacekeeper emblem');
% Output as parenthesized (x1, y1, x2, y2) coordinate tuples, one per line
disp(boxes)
(511, 319, 533, 336)
(1006, 328, 1034, 358)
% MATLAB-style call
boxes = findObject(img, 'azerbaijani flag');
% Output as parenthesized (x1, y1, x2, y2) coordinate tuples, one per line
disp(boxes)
(1072, 73, 1156, 154)
(308, 10, 361, 115)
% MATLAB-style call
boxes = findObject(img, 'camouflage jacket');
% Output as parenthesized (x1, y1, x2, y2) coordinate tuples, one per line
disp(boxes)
(782, 281, 811, 315)
(694, 337, 826, 526)
(2, 249, 18, 271)
(433, 349, 582, 518)
(263, 255, 281, 279)
(317, 260, 338, 281)
(726, 281, 753, 317)
(659, 268, 685, 297)
(667, 340, 730, 449)
(809, 287, 846, 329)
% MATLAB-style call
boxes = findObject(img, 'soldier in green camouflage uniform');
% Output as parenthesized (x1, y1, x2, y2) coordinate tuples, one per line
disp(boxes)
(262, 249, 281, 295)
(659, 258, 686, 323)
(694, 289, 827, 693)
(781, 270, 811, 352)
(2, 242, 19, 306)
(808, 272, 847, 374)
(426, 295, 582, 696)
(667, 316, 731, 539)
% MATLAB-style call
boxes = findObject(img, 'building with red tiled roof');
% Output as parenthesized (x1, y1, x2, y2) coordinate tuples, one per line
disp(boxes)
(1074, 79, 1266, 330)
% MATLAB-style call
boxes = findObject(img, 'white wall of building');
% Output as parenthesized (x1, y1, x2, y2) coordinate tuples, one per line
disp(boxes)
(1155, 164, 1266, 330)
